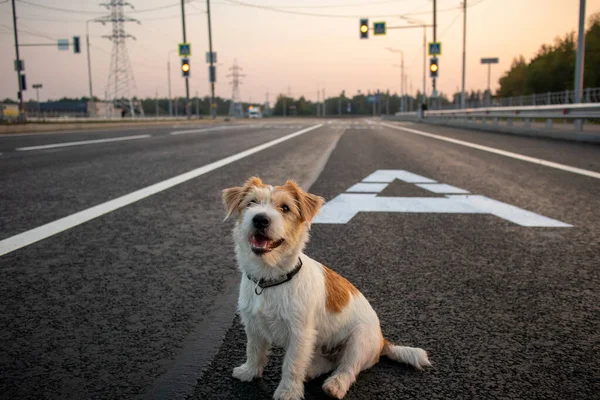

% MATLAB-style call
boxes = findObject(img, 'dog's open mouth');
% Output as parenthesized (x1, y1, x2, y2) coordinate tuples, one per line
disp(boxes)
(249, 234, 285, 255)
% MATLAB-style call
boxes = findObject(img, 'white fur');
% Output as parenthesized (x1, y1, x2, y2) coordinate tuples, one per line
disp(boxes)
(230, 189, 430, 400)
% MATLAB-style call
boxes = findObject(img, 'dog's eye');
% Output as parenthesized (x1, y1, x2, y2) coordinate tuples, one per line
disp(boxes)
(281, 204, 290, 213)
(247, 200, 257, 207)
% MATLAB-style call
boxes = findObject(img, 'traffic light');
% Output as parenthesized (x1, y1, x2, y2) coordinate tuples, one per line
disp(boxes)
(181, 58, 190, 77)
(73, 36, 80, 54)
(429, 57, 439, 78)
(359, 18, 368, 39)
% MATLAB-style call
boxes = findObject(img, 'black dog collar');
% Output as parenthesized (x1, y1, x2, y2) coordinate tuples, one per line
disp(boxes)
(247, 258, 303, 295)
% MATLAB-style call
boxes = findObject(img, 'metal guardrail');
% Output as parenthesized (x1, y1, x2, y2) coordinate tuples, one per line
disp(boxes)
(386, 103, 600, 142)
(438, 87, 600, 110)
(426, 103, 600, 119)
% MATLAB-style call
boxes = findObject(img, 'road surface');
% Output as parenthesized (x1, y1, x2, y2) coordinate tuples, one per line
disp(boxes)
(1, 119, 599, 399)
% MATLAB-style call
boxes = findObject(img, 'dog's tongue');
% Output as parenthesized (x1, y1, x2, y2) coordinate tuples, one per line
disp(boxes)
(251, 235, 269, 248)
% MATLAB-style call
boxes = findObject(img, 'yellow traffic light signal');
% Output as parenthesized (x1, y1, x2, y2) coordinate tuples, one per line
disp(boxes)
(181, 58, 190, 77)
(359, 18, 368, 39)
(429, 57, 439, 78)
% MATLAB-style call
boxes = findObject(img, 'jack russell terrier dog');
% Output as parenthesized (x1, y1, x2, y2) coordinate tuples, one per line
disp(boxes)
(222, 177, 430, 400)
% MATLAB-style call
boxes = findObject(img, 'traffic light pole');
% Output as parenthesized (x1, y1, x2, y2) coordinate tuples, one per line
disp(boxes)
(181, 0, 190, 117)
(432, 0, 437, 96)
(574, 0, 586, 104)
(207, 0, 216, 119)
(11, 0, 24, 119)
(461, 0, 466, 108)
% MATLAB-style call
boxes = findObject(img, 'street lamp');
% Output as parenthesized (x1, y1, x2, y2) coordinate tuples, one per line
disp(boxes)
(167, 50, 177, 116)
(386, 48, 405, 112)
(401, 16, 427, 105)
(86, 18, 105, 117)
(32, 83, 42, 115)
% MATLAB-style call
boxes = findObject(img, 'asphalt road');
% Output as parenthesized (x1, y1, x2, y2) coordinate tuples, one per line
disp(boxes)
(1, 119, 599, 400)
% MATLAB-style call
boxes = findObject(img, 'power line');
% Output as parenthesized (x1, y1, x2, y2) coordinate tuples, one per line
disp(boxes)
(16, 0, 199, 15)
(17, 0, 105, 15)
(254, 0, 409, 9)
(439, 11, 462, 39)
(221, 0, 412, 19)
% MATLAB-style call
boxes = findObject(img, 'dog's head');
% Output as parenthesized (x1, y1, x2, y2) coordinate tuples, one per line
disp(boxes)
(222, 177, 324, 267)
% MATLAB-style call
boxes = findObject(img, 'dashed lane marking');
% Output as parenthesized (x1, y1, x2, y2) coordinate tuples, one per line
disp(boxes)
(0, 124, 323, 257)
(15, 134, 151, 151)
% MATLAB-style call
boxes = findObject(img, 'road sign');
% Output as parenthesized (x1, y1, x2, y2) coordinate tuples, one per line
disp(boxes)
(178, 42, 191, 57)
(13, 59, 23, 72)
(428, 42, 441, 56)
(313, 169, 571, 227)
(32, 84, 43, 89)
(58, 39, 69, 51)
(367, 95, 379, 104)
(373, 21, 386, 35)
(481, 57, 499, 64)
(206, 52, 217, 63)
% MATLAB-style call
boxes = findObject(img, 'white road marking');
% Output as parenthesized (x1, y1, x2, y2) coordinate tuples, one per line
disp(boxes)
(347, 183, 389, 193)
(416, 183, 470, 194)
(313, 169, 572, 227)
(170, 126, 230, 135)
(381, 122, 600, 180)
(362, 169, 437, 183)
(314, 193, 571, 227)
(0, 124, 323, 257)
(15, 134, 151, 151)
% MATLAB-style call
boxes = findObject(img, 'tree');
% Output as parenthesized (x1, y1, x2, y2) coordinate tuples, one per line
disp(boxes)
(496, 13, 600, 97)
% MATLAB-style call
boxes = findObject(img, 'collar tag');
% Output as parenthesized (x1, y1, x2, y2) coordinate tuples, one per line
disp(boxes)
(247, 257, 303, 295)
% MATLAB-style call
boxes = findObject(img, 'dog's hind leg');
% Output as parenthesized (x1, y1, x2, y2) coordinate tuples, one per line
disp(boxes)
(322, 326, 381, 399)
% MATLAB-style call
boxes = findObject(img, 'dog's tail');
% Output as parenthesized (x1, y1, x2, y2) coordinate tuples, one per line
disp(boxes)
(381, 339, 431, 370)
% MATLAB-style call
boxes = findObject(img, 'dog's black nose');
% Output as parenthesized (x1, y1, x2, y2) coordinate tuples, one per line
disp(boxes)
(252, 213, 270, 229)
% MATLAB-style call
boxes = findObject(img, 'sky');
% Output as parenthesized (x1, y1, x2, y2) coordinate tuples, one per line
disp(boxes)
(0, 0, 599, 104)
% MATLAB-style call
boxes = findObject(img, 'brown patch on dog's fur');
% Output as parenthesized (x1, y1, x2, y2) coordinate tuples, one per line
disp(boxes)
(222, 176, 267, 219)
(278, 180, 324, 225)
(322, 265, 359, 313)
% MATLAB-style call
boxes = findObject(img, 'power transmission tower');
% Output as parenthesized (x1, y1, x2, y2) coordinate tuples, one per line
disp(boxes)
(227, 59, 245, 117)
(97, 0, 143, 117)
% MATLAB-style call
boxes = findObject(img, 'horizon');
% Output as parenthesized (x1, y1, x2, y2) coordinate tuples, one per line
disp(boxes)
(1, 0, 599, 104)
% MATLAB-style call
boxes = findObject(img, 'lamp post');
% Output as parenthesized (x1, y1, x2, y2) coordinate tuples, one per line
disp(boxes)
(386, 48, 405, 112)
(401, 16, 428, 104)
(32, 83, 42, 115)
(167, 50, 177, 116)
(85, 18, 105, 117)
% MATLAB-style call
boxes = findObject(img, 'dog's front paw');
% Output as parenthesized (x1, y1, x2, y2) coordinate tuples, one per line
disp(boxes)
(232, 363, 261, 382)
(273, 381, 304, 400)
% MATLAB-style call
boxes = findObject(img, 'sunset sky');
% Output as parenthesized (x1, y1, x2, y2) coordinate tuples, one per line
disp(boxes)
(1, 0, 598, 104)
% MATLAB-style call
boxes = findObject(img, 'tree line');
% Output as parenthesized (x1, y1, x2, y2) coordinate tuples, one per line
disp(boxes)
(496, 13, 600, 97)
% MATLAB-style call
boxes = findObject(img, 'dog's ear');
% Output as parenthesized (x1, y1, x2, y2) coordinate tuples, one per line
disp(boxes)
(222, 177, 264, 220)
(284, 180, 324, 226)
(222, 186, 245, 220)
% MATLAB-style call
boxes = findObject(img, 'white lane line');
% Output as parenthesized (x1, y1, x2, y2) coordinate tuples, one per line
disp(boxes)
(381, 122, 600, 180)
(0, 124, 323, 257)
(170, 126, 229, 135)
(15, 134, 151, 151)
